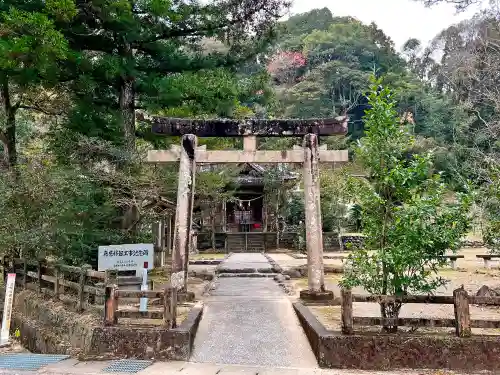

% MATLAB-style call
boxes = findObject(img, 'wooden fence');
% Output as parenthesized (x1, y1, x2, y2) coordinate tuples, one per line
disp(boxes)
(3, 257, 107, 311)
(2, 257, 179, 327)
(104, 286, 178, 328)
(340, 288, 500, 337)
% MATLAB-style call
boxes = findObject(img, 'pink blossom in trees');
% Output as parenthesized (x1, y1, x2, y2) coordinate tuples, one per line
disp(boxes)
(267, 51, 306, 84)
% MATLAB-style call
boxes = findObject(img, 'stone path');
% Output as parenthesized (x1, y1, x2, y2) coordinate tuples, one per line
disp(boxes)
(190, 253, 317, 368)
(0, 358, 465, 375)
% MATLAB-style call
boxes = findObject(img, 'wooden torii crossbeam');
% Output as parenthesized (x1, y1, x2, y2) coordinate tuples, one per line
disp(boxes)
(146, 115, 349, 301)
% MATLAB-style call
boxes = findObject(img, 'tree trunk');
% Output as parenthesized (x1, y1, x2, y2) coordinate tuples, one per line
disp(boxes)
(0, 76, 17, 169)
(263, 194, 268, 232)
(380, 301, 402, 333)
(119, 76, 135, 152)
(117, 44, 138, 231)
(118, 41, 136, 153)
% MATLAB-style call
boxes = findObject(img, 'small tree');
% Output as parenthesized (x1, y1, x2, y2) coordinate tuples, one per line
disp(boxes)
(341, 78, 472, 332)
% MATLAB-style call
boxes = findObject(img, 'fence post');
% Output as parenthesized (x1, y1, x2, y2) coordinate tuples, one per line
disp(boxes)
(453, 287, 471, 337)
(77, 265, 91, 312)
(104, 285, 118, 325)
(341, 288, 354, 334)
(105, 269, 118, 284)
(37, 260, 43, 294)
(163, 285, 177, 329)
(54, 264, 60, 299)
(2, 256, 6, 284)
(22, 259, 27, 289)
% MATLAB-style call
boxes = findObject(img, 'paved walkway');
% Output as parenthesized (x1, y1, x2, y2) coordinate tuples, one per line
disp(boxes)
(190, 253, 317, 367)
(0, 358, 452, 375)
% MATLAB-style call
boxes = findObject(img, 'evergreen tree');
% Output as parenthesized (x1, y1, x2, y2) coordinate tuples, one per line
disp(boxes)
(0, 0, 74, 168)
(341, 78, 472, 332)
(52, 0, 289, 157)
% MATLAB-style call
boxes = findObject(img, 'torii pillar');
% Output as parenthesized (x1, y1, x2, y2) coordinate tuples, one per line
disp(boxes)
(299, 134, 333, 300)
(171, 134, 197, 291)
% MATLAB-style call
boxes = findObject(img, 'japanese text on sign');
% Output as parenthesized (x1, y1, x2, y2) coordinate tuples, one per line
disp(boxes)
(98, 244, 154, 272)
(1, 273, 16, 344)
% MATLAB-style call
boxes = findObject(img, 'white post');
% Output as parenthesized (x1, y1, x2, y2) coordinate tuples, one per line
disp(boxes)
(139, 262, 148, 312)
(1, 273, 16, 346)
(450, 259, 457, 270)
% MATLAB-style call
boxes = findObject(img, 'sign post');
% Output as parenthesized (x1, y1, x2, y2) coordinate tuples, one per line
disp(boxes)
(139, 262, 148, 312)
(98, 244, 154, 275)
(1, 273, 16, 346)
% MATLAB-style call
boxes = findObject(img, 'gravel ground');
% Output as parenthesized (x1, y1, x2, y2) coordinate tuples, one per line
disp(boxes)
(269, 248, 499, 270)
(277, 247, 500, 335)
(270, 248, 500, 335)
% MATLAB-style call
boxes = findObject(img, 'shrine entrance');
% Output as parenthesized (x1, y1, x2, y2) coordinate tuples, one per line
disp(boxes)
(145, 116, 348, 300)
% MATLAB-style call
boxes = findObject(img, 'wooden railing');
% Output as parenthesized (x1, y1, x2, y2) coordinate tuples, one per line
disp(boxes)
(104, 286, 178, 328)
(2, 256, 180, 327)
(340, 288, 500, 337)
(3, 257, 106, 311)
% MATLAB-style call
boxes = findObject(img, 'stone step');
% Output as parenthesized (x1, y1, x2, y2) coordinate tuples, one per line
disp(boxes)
(216, 267, 275, 274)
(217, 273, 280, 278)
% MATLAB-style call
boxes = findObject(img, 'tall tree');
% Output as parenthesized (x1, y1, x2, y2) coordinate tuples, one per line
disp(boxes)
(53, 0, 289, 156)
(0, 1, 74, 169)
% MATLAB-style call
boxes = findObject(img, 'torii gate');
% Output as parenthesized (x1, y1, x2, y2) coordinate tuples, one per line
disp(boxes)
(145, 116, 349, 301)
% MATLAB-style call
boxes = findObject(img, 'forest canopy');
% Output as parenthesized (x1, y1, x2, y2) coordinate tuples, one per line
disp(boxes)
(0, 2, 498, 263)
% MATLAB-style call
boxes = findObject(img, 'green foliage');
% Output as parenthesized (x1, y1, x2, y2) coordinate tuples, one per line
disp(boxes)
(0, 150, 123, 265)
(284, 193, 305, 226)
(45, 0, 77, 21)
(0, 8, 68, 74)
(0, 1, 73, 169)
(320, 168, 351, 233)
(276, 8, 333, 51)
(482, 164, 500, 253)
(270, 10, 406, 141)
(1, 0, 287, 264)
(341, 78, 472, 331)
(53, 0, 288, 150)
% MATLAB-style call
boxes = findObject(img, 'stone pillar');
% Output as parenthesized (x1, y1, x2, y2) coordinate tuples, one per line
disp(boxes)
(300, 133, 333, 301)
(243, 135, 257, 151)
(222, 199, 227, 232)
(172, 134, 197, 291)
(166, 213, 172, 255)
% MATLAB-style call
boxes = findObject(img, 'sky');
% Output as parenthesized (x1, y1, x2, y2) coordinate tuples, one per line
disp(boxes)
(289, 0, 486, 50)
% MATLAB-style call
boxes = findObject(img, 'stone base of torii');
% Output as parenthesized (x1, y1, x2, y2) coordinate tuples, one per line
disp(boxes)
(145, 116, 348, 301)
